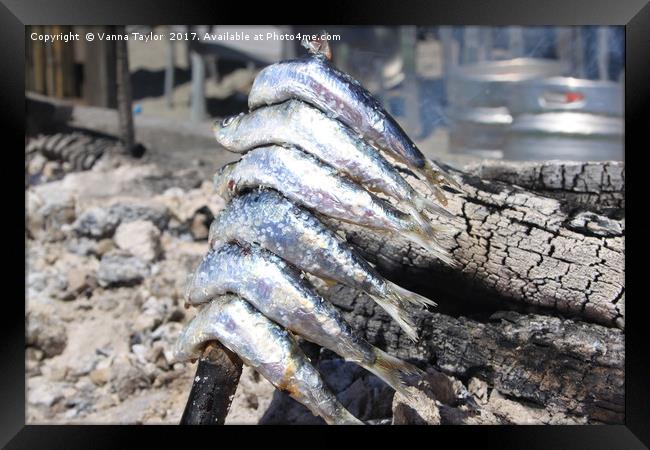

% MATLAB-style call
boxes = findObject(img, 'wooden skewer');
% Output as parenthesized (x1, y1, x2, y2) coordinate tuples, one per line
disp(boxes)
(179, 341, 243, 425)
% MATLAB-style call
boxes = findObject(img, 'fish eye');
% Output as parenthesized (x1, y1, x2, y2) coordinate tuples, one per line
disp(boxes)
(222, 115, 237, 127)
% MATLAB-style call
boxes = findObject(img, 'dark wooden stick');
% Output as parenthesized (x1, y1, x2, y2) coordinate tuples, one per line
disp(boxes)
(180, 341, 244, 425)
(115, 26, 135, 155)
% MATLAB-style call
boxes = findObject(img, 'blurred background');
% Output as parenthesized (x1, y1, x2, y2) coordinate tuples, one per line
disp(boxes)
(24, 25, 624, 425)
(26, 25, 624, 174)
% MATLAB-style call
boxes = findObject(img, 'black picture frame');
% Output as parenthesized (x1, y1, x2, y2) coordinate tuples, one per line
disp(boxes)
(4, 0, 646, 447)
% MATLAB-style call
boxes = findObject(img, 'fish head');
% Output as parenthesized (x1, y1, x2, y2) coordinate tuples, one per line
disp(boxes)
(213, 113, 244, 147)
(301, 31, 332, 60)
(213, 162, 237, 200)
(184, 268, 206, 306)
(207, 219, 219, 248)
(185, 250, 218, 305)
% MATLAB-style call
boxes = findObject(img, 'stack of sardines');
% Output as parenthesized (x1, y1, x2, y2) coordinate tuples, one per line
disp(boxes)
(173, 38, 460, 425)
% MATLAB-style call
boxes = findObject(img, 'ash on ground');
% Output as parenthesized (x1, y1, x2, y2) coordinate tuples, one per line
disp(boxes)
(25, 147, 395, 424)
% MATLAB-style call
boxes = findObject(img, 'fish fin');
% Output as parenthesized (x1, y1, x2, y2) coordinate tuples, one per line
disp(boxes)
(402, 228, 459, 268)
(326, 410, 365, 425)
(368, 293, 419, 342)
(385, 280, 436, 309)
(361, 348, 424, 400)
(413, 168, 449, 206)
(402, 203, 437, 237)
(402, 204, 453, 238)
(308, 276, 339, 289)
(444, 175, 464, 192)
(324, 404, 365, 425)
(423, 159, 464, 192)
(411, 195, 456, 219)
(431, 185, 449, 206)
(321, 278, 339, 288)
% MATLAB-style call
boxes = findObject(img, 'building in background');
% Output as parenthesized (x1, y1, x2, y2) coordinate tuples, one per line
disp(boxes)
(25, 25, 624, 162)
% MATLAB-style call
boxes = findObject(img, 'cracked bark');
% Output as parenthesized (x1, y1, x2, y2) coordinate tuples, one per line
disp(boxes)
(464, 160, 624, 212)
(336, 160, 624, 329)
(325, 285, 624, 424)
(318, 160, 624, 424)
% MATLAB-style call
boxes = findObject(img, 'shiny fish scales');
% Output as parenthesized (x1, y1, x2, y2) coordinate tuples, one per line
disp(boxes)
(208, 190, 435, 341)
(185, 243, 422, 397)
(173, 294, 363, 425)
(247, 52, 460, 201)
(213, 145, 455, 265)
(213, 100, 453, 220)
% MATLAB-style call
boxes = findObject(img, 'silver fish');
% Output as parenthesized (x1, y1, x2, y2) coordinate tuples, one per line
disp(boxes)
(173, 294, 363, 425)
(185, 243, 422, 397)
(213, 145, 455, 266)
(213, 100, 453, 220)
(208, 189, 435, 341)
(247, 53, 461, 202)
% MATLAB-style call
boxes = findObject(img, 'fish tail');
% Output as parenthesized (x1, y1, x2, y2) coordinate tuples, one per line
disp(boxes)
(385, 280, 436, 309)
(368, 293, 419, 342)
(328, 407, 365, 425)
(402, 204, 454, 238)
(411, 195, 456, 220)
(361, 348, 424, 400)
(402, 226, 459, 268)
(416, 165, 449, 206)
(423, 159, 464, 192)
(431, 184, 450, 206)
(402, 203, 438, 238)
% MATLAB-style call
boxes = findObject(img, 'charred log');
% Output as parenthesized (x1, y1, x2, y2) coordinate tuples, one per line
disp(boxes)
(325, 285, 624, 424)
(334, 160, 624, 329)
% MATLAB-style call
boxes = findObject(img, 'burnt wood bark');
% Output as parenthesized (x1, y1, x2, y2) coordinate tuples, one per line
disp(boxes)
(325, 284, 624, 424)
(318, 159, 624, 424)
(463, 160, 625, 212)
(336, 160, 624, 329)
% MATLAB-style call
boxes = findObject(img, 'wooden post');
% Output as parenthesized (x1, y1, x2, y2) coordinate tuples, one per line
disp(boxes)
(115, 26, 135, 154)
(50, 25, 69, 98)
(44, 26, 55, 97)
(190, 47, 207, 121)
(164, 30, 175, 108)
(61, 26, 76, 97)
(82, 26, 117, 108)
